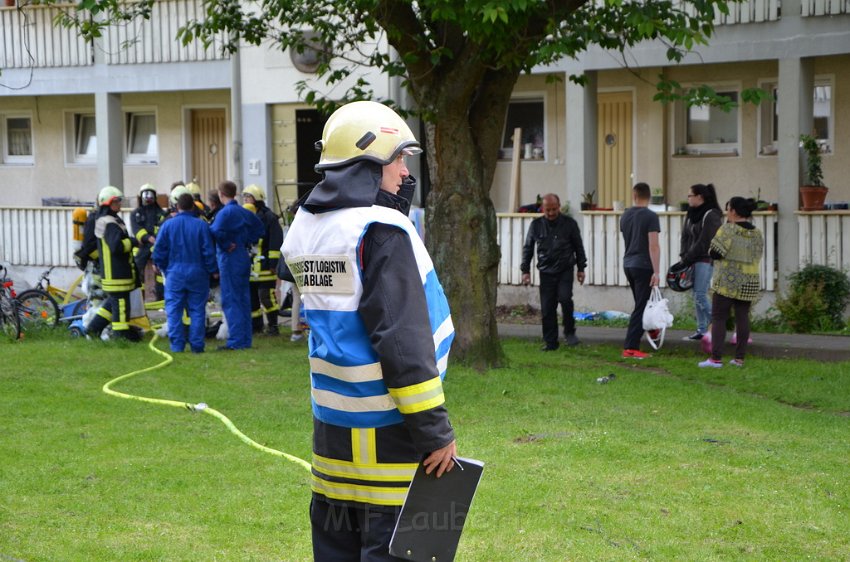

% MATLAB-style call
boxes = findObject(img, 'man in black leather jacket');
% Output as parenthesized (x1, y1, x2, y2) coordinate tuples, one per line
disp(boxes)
(521, 193, 587, 350)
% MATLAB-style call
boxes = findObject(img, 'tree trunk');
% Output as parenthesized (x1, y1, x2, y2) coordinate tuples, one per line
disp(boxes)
(423, 121, 505, 370)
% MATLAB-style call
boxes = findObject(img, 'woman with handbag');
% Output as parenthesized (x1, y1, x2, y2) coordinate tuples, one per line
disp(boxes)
(699, 197, 764, 368)
(674, 183, 722, 341)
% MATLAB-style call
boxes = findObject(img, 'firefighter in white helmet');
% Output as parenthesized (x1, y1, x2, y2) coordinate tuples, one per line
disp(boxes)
(281, 101, 457, 560)
(130, 183, 167, 302)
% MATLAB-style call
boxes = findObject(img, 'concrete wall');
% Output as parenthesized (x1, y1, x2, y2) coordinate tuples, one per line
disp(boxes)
(0, 90, 229, 206)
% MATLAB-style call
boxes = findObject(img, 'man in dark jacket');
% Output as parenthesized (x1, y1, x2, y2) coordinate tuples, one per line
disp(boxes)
(242, 184, 284, 335)
(521, 193, 587, 350)
(282, 101, 457, 561)
(130, 183, 167, 302)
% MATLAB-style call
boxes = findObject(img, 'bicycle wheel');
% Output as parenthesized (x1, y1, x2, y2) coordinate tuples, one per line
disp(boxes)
(0, 296, 22, 341)
(17, 289, 61, 329)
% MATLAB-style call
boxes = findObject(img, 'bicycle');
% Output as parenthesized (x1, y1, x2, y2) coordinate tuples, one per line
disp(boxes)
(16, 266, 86, 330)
(0, 265, 22, 341)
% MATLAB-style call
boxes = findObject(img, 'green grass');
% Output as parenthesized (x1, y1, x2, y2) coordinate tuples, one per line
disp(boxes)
(2, 333, 849, 560)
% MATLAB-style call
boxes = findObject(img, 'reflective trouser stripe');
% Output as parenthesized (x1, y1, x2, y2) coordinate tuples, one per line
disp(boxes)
(312, 453, 417, 482)
(310, 475, 409, 506)
(113, 297, 128, 330)
(388, 376, 445, 414)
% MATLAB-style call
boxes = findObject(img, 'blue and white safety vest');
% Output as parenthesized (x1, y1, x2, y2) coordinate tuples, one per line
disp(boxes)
(282, 205, 454, 429)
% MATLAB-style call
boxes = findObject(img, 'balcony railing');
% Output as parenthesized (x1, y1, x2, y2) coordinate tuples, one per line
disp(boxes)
(104, 0, 229, 64)
(0, 4, 92, 69)
(0, 0, 227, 70)
(802, 0, 850, 15)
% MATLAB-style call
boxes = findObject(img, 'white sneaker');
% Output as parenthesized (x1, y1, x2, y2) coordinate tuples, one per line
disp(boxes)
(698, 359, 723, 368)
(290, 332, 304, 342)
(728, 359, 744, 367)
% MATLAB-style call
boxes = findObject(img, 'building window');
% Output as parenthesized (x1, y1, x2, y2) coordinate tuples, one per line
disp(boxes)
(501, 98, 545, 159)
(2, 115, 33, 164)
(758, 77, 833, 156)
(673, 86, 740, 156)
(74, 113, 97, 162)
(125, 112, 158, 164)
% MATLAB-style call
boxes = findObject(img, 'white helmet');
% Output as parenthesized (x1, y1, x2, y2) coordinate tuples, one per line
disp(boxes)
(98, 186, 123, 206)
(315, 101, 421, 171)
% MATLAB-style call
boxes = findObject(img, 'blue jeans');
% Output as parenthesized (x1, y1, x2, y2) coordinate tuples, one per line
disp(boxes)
(693, 261, 713, 334)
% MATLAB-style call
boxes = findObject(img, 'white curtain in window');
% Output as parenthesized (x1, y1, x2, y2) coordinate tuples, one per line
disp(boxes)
(7, 118, 32, 156)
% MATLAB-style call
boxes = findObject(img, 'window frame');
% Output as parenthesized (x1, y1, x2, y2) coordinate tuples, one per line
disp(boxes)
(1, 113, 34, 165)
(500, 94, 547, 160)
(124, 109, 159, 165)
(757, 75, 834, 157)
(65, 111, 97, 165)
(672, 82, 742, 157)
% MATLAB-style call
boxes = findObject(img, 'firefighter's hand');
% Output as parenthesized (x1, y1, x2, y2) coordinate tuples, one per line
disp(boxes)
(423, 440, 457, 478)
(147, 235, 156, 245)
(521, 273, 531, 286)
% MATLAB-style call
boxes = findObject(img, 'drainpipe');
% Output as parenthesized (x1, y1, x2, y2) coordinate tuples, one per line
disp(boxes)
(231, 34, 243, 187)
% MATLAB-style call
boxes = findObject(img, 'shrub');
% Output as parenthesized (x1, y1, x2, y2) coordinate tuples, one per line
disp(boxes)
(776, 264, 850, 332)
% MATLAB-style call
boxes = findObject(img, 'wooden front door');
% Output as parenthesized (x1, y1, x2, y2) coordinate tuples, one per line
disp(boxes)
(597, 92, 633, 208)
(190, 109, 227, 198)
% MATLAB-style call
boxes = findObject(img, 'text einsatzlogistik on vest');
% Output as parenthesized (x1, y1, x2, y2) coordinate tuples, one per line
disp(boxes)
(288, 255, 355, 294)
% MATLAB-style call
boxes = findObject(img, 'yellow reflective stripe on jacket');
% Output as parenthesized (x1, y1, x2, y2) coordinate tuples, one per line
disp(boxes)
(101, 279, 136, 292)
(311, 475, 409, 506)
(351, 428, 376, 465)
(312, 454, 417, 483)
(122, 239, 132, 253)
(310, 357, 382, 383)
(311, 388, 395, 413)
(387, 376, 445, 414)
(268, 250, 281, 259)
(135, 228, 148, 242)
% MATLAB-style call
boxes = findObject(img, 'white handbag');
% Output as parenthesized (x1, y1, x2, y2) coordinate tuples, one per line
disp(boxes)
(642, 286, 674, 350)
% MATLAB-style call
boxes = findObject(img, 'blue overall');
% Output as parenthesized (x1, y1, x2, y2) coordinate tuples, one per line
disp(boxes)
(210, 200, 264, 349)
(153, 211, 217, 352)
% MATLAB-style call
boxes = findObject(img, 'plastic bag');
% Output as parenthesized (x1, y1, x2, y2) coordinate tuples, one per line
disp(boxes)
(642, 286, 674, 350)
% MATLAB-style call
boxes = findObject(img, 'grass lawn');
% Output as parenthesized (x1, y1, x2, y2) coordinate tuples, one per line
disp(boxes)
(2, 331, 849, 561)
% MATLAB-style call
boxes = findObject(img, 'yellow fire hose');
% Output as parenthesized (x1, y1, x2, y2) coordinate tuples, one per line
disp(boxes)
(102, 330, 311, 472)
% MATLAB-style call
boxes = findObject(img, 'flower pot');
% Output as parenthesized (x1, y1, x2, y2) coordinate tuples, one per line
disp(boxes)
(651, 195, 664, 205)
(580, 202, 591, 211)
(800, 186, 828, 211)
(679, 203, 689, 212)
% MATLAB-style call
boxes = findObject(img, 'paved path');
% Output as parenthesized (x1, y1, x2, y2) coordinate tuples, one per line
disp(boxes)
(498, 323, 850, 361)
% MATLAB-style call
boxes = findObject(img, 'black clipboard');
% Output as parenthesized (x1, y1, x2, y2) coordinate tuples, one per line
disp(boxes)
(389, 457, 484, 562)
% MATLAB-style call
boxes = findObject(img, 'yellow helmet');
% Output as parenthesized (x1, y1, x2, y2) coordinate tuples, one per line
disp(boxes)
(170, 185, 191, 205)
(243, 184, 264, 202)
(72, 207, 89, 225)
(139, 183, 157, 195)
(315, 101, 421, 171)
(242, 202, 257, 214)
(98, 186, 123, 206)
(185, 181, 202, 196)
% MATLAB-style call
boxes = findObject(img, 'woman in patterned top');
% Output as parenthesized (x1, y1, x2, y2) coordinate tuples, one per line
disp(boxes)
(699, 197, 764, 368)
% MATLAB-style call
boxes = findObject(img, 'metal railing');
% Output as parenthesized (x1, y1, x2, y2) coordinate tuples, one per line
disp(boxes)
(802, 0, 850, 15)
(1, 207, 844, 293)
(498, 211, 779, 292)
(104, 0, 229, 64)
(0, 0, 227, 70)
(0, 3, 92, 69)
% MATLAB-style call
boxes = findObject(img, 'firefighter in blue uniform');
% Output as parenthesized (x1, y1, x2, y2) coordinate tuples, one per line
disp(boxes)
(92, 186, 141, 341)
(153, 192, 218, 353)
(282, 101, 457, 561)
(209, 180, 264, 350)
(130, 183, 167, 302)
(242, 184, 284, 335)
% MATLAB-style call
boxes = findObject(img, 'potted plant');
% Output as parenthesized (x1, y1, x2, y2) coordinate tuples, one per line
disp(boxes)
(580, 190, 596, 211)
(678, 200, 689, 212)
(800, 134, 828, 211)
(650, 187, 664, 206)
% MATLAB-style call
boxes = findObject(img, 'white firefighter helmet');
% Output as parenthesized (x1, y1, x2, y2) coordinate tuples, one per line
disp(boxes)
(170, 185, 191, 206)
(98, 186, 123, 206)
(315, 101, 421, 171)
(243, 184, 264, 202)
(139, 183, 157, 196)
(185, 181, 202, 196)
